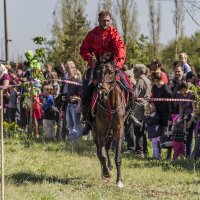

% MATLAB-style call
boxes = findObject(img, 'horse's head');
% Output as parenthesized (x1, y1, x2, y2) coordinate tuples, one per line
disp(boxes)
(95, 62, 116, 100)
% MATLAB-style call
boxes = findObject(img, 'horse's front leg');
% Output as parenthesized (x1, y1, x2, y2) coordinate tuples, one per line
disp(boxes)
(115, 131, 123, 188)
(106, 137, 113, 171)
(98, 137, 111, 178)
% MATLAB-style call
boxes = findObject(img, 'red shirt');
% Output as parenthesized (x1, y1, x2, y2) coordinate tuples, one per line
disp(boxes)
(161, 72, 169, 85)
(80, 26, 126, 69)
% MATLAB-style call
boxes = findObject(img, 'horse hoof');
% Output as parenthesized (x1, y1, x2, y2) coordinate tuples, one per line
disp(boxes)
(108, 165, 113, 171)
(101, 170, 111, 179)
(103, 173, 111, 178)
(117, 181, 123, 188)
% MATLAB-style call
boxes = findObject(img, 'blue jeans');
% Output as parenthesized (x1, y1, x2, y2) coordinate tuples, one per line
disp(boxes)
(66, 103, 82, 142)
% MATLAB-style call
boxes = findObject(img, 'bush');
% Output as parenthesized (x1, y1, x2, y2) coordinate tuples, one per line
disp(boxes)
(3, 121, 24, 139)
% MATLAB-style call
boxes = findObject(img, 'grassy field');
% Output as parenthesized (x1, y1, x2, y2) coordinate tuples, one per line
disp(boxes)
(3, 136, 200, 200)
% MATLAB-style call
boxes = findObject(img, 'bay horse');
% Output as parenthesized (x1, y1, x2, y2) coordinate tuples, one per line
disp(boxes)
(91, 62, 126, 188)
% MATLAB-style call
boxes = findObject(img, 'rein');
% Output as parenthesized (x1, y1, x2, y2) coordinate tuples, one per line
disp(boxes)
(96, 84, 125, 119)
(97, 64, 116, 100)
(96, 85, 125, 140)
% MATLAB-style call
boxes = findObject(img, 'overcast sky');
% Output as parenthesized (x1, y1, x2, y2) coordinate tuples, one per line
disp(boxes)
(0, 0, 199, 62)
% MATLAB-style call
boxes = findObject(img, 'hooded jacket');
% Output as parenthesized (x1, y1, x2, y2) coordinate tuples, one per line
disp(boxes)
(80, 26, 126, 69)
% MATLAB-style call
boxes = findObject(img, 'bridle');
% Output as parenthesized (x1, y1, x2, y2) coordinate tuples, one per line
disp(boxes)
(96, 63, 116, 100)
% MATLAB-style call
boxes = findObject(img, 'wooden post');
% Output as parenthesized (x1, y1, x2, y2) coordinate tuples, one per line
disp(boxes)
(0, 90, 4, 200)
(4, 0, 8, 63)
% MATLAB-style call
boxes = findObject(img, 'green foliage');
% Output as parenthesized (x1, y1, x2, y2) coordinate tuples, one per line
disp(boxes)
(24, 49, 45, 81)
(3, 122, 23, 138)
(126, 34, 152, 65)
(161, 31, 200, 71)
(32, 36, 46, 65)
(47, 0, 90, 73)
(33, 36, 45, 45)
(190, 84, 200, 115)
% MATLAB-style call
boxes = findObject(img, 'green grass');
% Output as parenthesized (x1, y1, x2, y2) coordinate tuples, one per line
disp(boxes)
(3, 137, 200, 200)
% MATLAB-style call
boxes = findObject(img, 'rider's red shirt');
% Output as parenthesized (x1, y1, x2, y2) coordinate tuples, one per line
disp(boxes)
(80, 26, 126, 69)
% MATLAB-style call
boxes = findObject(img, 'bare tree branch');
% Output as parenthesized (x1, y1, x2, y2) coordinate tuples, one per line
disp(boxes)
(181, 0, 200, 27)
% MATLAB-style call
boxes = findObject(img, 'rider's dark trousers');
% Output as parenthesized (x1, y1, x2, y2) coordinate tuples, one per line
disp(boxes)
(82, 68, 95, 108)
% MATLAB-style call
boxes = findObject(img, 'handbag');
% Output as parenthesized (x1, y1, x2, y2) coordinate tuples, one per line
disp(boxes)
(160, 123, 173, 148)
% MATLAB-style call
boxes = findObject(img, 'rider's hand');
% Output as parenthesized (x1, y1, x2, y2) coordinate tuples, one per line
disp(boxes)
(91, 53, 97, 68)
(91, 53, 97, 61)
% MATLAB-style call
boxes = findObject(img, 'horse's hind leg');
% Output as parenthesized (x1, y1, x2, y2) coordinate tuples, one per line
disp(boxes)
(106, 138, 113, 171)
(115, 135, 123, 188)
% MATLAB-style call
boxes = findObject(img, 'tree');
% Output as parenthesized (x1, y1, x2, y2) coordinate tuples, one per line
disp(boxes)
(96, 0, 117, 27)
(24, 37, 46, 137)
(148, 0, 161, 59)
(161, 31, 200, 71)
(173, 0, 185, 58)
(47, 0, 90, 72)
(127, 34, 152, 65)
(180, 0, 200, 28)
(113, 0, 138, 63)
(114, 0, 138, 44)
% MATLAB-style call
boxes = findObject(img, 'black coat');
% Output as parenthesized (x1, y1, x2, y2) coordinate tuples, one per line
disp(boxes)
(144, 113, 162, 139)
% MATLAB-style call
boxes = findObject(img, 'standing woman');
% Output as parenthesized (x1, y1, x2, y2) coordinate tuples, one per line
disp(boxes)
(66, 65, 82, 143)
(151, 72, 172, 158)
(0, 64, 10, 121)
(177, 77, 196, 158)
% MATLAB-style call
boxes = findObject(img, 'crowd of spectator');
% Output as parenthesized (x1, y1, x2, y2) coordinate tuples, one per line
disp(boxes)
(123, 52, 200, 160)
(0, 52, 200, 161)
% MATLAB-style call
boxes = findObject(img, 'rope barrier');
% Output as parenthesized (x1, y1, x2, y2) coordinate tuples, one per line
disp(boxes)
(136, 97, 195, 102)
(0, 78, 197, 102)
(0, 78, 82, 90)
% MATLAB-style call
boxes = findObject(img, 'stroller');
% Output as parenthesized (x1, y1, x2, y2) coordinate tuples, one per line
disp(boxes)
(160, 114, 188, 149)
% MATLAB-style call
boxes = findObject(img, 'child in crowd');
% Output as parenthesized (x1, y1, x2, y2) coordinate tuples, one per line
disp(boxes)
(33, 90, 42, 138)
(179, 52, 191, 75)
(172, 115, 186, 160)
(42, 85, 55, 140)
(6, 87, 18, 123)
(144, 103, 162, 159)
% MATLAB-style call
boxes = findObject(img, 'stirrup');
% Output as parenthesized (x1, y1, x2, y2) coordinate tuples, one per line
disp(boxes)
(82, 121, 91, 135)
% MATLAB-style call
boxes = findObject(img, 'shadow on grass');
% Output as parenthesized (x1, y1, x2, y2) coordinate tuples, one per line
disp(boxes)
(126, 155, 200, 172)
(6, 171, 81, 186)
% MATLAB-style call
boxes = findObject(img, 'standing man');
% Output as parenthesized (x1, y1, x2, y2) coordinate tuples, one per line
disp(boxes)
(132, 64, 152, 157)
(80, 11, 133, 135)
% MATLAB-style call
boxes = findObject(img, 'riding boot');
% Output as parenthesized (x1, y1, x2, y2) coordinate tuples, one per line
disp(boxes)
(82, 105, 92, 135)
(127, 97, 142, 127)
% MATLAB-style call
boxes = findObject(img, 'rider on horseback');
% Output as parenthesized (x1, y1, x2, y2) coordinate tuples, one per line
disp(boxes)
(80, 11, 136, 135)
